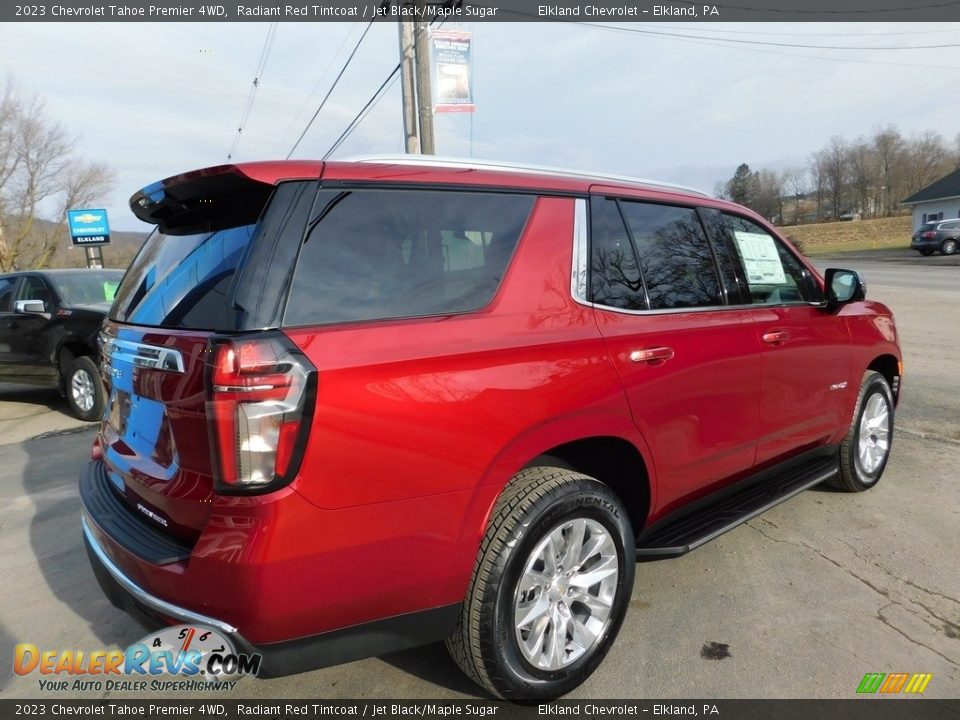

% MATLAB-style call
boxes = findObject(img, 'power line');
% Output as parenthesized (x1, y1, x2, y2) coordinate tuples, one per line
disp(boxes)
(227, 22, 278, 161)
(709, 0, 960, 15)
(578, 21, 960, 70)
(323, 64, 402, 160)
(286, 19, 376, 160)
(643, 22, 960, 37)
(576, 21, 960, 50)
(320, 17, 450, 160)
(270, 24, 360, 156)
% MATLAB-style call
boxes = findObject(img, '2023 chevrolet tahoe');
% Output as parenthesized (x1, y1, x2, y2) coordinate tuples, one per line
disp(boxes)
(80, 157, 901, 699)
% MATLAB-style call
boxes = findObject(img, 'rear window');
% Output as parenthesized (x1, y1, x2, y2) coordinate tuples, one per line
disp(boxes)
(919, 224, 937, 232)
(283, 189, 534, 327)
(110, 225, 255, 329)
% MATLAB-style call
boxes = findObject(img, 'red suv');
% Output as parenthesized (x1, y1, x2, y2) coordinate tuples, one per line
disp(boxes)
(81, 158, 901, 699)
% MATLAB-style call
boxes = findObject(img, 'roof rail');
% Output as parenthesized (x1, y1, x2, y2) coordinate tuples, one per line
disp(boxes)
(341, 154, 711, 198)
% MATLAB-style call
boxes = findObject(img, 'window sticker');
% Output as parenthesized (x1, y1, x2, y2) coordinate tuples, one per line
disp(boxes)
(733, 231, 787, 285)
(103, 281, 119, 302)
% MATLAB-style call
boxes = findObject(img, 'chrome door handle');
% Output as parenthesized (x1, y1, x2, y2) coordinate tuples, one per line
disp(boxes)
(762, 330, 790, 346)
(629, 346, 674, 363)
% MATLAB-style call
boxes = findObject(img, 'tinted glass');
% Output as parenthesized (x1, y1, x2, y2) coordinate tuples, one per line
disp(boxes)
(19, 276, 53, 311)
(0, 278, 15, 312)
(618, 201, 723, 310)
(698, 207, 747, 305)
(111, 225, 256, 329)
(284, 189, 534, 326)
(589, 197, 646, 310)
(49, 271, 124, 307)
(716, 214, 819, 305)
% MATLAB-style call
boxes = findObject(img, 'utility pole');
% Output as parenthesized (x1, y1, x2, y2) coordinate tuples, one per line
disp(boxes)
(413, 12, 435, 155)
(397, 16, 419, 154)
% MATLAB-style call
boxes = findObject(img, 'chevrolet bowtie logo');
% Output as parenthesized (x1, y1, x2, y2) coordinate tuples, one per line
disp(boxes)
(74, 213, 102, 223)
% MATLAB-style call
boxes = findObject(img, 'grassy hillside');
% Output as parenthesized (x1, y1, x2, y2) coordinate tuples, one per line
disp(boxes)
(778, 216, 912, 255)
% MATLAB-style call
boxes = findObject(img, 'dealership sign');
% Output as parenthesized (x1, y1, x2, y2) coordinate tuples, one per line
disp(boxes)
(431, 29, 474, 113)
(67, 208, 111, 246)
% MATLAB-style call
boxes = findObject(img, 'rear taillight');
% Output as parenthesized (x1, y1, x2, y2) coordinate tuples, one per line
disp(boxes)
(207, 334, 316, 494)
(921, 231, 937, 238)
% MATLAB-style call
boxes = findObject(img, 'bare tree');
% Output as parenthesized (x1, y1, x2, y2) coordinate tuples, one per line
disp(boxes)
(871, 126, 905, 217)
(0, 79, 114, 271)
(848, 140, 877, 218)
(781, 167, 807, 224)
(753, 169, 784, 223)
(820, 136, 848, 219)
(903, 130, 949, 200)
(808, 152, 828, 221)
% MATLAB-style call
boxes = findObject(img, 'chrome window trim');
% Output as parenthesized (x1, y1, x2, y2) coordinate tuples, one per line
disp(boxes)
(573, 298, 825, 316)
(570, 198, 826, 316)
(571, 198, 589, 303)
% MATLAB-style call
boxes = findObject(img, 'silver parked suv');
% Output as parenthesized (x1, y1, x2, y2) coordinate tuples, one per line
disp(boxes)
(911, 218, 960, 256)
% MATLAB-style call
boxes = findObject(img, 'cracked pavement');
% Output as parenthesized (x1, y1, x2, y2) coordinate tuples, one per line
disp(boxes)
(1, 256, 958, 699)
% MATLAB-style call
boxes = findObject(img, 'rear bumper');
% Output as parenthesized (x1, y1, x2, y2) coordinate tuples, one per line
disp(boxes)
(82, 513, 236, 634)
(80, 460, 463, 676)
(910, 238, 939, 249)
(83, 515, 459, 677)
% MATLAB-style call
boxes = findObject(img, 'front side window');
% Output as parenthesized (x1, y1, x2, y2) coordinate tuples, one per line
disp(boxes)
(714, 214, 819, 305)
(284, 189, 534, 326)
(18, 276, 53, 311)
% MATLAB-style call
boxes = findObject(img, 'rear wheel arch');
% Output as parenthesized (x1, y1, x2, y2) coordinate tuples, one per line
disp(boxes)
(521, 436, 651, 540)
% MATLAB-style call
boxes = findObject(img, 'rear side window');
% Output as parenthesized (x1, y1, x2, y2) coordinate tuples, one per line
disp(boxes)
(618, 201, 723, 310)
(283, 189, 534, 326)
(111, 225, 255, 328)
(589, 197, 646, 310)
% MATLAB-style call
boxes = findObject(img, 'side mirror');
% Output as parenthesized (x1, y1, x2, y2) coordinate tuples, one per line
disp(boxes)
(14, 299, 47, 314)
(824, 268, 866, 309)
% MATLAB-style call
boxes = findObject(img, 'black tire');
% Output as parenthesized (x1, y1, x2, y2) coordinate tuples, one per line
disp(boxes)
(941, 238, 958, 256)
(829, 371, 894, 492)
(446, 467, 635, 701)
(65, 355, 105, 422)
(918, 249, 935, 257)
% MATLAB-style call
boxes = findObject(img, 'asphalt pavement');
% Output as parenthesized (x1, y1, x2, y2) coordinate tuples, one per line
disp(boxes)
(1, 253, 958, 700)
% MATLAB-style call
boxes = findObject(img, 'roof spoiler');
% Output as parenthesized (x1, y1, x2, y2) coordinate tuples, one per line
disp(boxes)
(129, 164, 275, 235)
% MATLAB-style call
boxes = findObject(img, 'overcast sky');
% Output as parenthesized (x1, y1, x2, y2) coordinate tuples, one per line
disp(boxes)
(2, 21, 959, 230)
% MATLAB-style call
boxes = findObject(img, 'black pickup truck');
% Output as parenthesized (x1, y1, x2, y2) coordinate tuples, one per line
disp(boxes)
(0, 268, 124, 420)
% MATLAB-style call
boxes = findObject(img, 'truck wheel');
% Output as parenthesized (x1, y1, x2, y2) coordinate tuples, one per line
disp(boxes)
(941, 238, 958, 255)
(446, 467, 635, 700)
(830, 371, 894, 492)
(66, 356, 105, 422)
